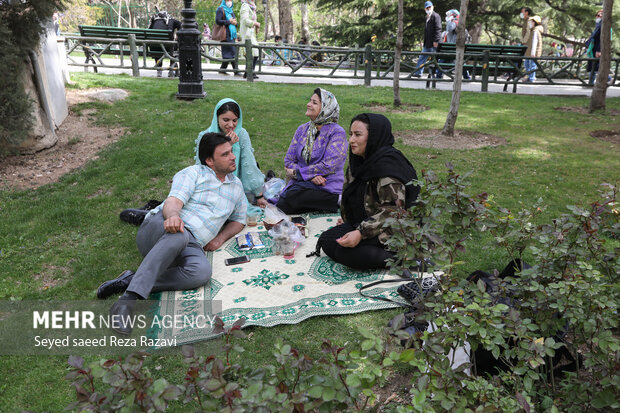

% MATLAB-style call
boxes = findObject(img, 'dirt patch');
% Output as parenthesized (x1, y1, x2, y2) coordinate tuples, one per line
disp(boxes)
(397, 129, 507, 150)
(0, 89, 127, 190)
(34, 264, 71, 291)
(363, 102, 429, 114)
(554, 106, 620, 116)
(372, 370, 413, 409)
(590, 129, 620, 145)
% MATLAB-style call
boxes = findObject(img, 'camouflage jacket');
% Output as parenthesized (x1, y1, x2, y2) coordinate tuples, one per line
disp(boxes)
(341, 170, 406, 245)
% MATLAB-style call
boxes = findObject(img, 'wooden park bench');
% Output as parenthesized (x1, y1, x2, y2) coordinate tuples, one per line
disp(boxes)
(78, 25, 175, 73)
(431, 43, 527, 92)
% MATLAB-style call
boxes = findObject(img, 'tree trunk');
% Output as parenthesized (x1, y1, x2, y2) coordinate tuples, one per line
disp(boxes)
(300, 3, 310, 42)
(441, 0, 469, 136)
(393, 0, 403, 106)
(589, 0, 613, 112)
(264, 0, 270, 40)
(268, 7, 277, 38)
(278, 0, 294, 42)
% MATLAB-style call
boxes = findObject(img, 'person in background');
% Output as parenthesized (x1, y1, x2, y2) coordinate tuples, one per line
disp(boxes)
(148, 10, 182, 78)
(195, 98, 267, 215)
(216, 0, 240, 75)
(519, 6, 533, 45)
(413, 1, 442, 77)
(275, 88, 347, 214)
(436, 9, 470, 80)
(239, 0, 261, 79)
(202, 23, 212, 40)
(316, 113, 419, 270)
(523, 15, 543, 82)
(52, 12, 60, 36)
(585, 9, 611, 86)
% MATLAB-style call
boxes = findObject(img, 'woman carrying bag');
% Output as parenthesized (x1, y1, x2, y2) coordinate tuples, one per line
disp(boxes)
(215, 0, 240, 75)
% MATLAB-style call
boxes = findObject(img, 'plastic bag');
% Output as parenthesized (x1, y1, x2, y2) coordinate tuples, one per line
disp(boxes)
(263, 203, 289, 227)
(263, 178, 286, 202)
(268, 220, 305, 256)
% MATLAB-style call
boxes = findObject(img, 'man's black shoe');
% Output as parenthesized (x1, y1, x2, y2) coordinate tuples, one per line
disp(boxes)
(110, 300, 134, 335)
(141, 200, 162, 211)
(97, 270, 134, 299)
(120, 208, 148, 226)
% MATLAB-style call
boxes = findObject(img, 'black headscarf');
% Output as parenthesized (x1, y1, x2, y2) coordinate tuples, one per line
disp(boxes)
(341, 113, 419, 227)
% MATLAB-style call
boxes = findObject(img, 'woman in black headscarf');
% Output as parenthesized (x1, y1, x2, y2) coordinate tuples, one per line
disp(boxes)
(317, 113, 419, 270)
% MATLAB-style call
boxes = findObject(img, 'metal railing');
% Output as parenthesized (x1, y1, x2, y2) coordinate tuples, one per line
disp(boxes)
(64, 35, 619, 91)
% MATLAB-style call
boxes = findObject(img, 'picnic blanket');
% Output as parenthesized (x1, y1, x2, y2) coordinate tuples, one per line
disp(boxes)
(151, 213, 435, 345)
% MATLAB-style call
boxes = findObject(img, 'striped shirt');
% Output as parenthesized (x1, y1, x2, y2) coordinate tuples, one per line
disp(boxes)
(150, 165, 246, 246)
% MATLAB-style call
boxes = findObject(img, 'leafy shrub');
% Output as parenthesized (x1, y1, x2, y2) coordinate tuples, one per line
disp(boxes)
(66, 165, 619, 412)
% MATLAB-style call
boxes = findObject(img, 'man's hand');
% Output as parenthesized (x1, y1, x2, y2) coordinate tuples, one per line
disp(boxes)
(164, 216, 185, 233)
(204, 238, 224, 251)
(336, 230, 362, 248)
(162, 197, 185, 233)
(433, 42, 438, 48)
(203, 221, 245, 251)
(337, 218, 343, 225)
(311, 176, 326, 186)
(596, 51, 601, 58)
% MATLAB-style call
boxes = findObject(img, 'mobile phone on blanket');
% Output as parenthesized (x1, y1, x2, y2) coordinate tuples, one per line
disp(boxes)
(225, 255, 251, 266)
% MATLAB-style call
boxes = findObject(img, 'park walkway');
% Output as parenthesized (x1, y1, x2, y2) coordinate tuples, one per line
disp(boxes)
(68, 61, 620, 98)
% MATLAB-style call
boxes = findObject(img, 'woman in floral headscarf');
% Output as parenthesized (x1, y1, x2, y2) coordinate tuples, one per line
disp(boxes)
(275, 88, 347, 214)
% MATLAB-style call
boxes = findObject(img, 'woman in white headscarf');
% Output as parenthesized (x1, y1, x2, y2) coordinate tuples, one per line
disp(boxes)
(239, 0, 261, 79)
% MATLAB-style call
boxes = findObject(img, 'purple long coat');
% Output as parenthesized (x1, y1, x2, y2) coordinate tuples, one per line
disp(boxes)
(283, 122, 348, 195)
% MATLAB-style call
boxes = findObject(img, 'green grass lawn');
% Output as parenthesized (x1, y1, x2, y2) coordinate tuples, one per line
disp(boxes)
(1, 73, 619, 411)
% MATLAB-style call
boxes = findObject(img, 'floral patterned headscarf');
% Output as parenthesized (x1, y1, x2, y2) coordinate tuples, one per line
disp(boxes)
(302, 88, 340, 163)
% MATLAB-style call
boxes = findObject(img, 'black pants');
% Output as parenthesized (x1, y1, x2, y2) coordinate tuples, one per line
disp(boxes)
(276, 187, 339, 215)
(318, 223, 394, 270)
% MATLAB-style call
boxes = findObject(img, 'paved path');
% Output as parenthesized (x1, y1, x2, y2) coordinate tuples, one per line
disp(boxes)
(69, 62, 620, 98)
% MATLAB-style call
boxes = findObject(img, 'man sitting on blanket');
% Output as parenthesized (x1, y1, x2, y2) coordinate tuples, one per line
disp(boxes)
(97, 132, 247, 334)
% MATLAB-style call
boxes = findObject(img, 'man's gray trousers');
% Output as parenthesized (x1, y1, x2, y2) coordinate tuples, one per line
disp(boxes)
(126, 210, 212, 299)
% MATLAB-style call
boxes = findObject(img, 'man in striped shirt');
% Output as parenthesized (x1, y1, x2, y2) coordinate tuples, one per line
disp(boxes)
(98, 132, 247, 334)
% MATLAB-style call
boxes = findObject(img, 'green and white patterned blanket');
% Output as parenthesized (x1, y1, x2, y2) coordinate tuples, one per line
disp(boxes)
(152, 213, 432, 345)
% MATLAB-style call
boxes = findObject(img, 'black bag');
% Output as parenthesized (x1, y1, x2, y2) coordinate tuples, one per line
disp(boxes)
(467, 259, 579, 377)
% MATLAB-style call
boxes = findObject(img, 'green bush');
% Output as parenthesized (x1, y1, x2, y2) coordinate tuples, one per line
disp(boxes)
(65, 166, 619, 411)
(0, 0, 63, 150)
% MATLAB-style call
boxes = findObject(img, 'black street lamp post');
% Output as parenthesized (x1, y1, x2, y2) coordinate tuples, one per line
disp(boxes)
(176, 0, 206, 99)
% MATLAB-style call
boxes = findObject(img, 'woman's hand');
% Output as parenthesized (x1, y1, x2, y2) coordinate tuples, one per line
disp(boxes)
(229, 18, 237, 25)
(336, 230, 362, 248)
(285, 168, 297, 180)
(254, 21, 261, 29)
(311, 176, 326, 186)
(337, 218, 343, 225)
(256, 197, 268, 208)
(225, 130, 239, 144)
